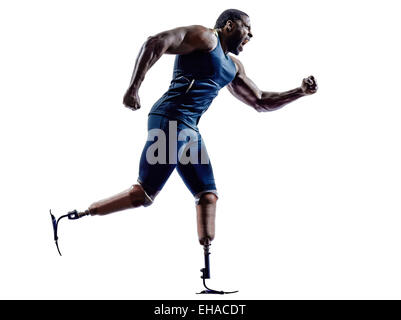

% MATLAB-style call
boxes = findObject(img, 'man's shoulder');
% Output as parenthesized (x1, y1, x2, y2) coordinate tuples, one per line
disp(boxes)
(189, 25, 214, 36)
(228, 55, 242, 74)
(185, 25, 217, 52)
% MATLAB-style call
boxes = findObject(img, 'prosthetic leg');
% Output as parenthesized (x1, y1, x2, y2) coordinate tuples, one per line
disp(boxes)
(196, 193, 238, 295)
(50, 184, 149, 255)
(50, 187, 238, 294)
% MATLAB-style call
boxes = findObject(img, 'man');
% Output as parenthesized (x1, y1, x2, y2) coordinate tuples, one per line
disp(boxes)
(64, 9, 317, 249)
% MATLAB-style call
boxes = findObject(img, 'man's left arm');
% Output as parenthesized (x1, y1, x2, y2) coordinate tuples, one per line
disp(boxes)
(227, 56, 318, 112)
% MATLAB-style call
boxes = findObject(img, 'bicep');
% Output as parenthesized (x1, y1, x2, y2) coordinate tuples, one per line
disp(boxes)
(227, 59, 262, 108)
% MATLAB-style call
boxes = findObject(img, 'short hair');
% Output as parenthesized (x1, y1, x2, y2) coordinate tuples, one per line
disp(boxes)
(214, 9, 249, 29)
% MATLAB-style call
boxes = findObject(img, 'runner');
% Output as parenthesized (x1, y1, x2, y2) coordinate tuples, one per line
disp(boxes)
(52, 8, 317, 258)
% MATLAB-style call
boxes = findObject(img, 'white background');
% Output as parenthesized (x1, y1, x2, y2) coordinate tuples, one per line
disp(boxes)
(1, 0, 400, 299)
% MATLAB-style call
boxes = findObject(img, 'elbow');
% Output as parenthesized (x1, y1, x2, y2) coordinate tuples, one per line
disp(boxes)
(254, 91, 275, 112)
(143, 36, 157, 49)
(254, 98, 276, 112)
(145, 35, 161, 44)
(143, 36, 165, 55)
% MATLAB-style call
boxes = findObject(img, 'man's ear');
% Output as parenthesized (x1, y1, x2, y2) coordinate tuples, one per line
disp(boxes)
(225, 20, 234, 32)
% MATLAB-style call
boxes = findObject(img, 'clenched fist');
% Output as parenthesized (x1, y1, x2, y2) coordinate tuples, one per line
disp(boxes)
(123, 91, 141, 111)
(301, 75, 318, 95)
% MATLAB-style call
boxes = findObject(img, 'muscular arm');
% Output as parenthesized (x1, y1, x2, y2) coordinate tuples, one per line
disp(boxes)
(227, 56, 317, 112)
(123, 25, 216, 110)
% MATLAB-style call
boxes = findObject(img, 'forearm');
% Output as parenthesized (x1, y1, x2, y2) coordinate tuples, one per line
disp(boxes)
(256, 87, 305, 111)
(125, 37, 167, 95)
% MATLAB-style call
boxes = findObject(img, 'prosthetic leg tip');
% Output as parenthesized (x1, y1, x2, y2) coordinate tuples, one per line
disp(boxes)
(49, 208, 87, 256)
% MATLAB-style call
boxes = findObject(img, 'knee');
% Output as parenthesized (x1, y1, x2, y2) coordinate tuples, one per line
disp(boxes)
(129, 184, 153, 207)
(197, 192, 218, 206)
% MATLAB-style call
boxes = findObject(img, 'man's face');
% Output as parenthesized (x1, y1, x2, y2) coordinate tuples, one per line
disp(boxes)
(226, 15, 253, 55)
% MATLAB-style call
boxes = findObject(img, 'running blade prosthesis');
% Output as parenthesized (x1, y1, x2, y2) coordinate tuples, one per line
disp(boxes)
(50, 209, 237, 293)
(50, 209, 88, 256)
(197, 244, 238, 295)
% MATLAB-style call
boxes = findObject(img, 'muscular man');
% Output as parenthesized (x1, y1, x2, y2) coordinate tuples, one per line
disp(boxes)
(73, 9, 317, 247)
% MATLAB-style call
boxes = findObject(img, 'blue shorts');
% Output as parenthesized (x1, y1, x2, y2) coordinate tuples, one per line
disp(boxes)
(137, 114, 218, 204)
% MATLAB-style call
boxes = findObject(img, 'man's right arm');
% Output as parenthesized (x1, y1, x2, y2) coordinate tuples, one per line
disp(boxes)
(123, 25, 216, 110)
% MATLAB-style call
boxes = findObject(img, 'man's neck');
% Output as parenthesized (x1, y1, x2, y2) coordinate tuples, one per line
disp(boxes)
(214, 29, 228, 55)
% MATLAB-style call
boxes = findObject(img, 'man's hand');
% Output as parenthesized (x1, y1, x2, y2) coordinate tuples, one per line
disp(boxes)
(123, 91, 141, 111)
(301, 75, 318, 95)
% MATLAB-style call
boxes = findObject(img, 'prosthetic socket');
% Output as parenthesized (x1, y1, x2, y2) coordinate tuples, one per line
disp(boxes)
(88, 185, 217, 246)
(88, 184, 150, 215)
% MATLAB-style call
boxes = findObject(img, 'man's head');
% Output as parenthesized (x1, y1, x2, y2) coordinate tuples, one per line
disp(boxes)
(214, 9, 253, 55)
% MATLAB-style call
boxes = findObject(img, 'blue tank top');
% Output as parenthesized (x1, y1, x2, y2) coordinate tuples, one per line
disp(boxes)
(149, 30, 237, 131)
